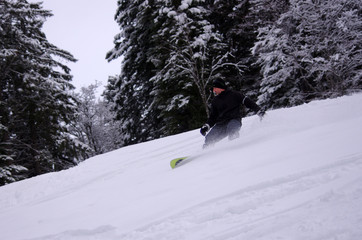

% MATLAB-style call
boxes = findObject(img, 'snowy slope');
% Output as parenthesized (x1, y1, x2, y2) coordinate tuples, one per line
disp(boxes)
(1, 94, 362, 240)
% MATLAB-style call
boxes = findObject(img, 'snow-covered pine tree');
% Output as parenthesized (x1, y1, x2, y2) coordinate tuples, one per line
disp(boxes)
(0, 0, 85, 184)
(150, 0, 232, 134)
(239, 0, 289, 96)
(298, 0, 362, 96)
(106, 0, 163, 145)
(210, 0, 251, 90)
(253, 0, 362, 109)
(209, 0, 287, 105)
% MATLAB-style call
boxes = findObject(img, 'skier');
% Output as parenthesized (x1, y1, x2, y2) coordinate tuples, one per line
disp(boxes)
(200, 78, 265, 148)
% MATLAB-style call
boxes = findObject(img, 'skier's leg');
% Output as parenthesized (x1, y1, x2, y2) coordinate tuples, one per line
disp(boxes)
(203, 124, 227, 148)
(226, 119, 242, 141)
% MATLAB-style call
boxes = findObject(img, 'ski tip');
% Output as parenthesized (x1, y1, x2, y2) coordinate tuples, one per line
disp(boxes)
(170, 157, 188, 169)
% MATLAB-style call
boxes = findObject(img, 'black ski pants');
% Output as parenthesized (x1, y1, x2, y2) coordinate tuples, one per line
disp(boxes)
(204, 119, 241, 148)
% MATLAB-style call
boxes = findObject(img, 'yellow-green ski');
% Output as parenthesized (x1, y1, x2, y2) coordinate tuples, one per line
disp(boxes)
(170, 156, 189, 169)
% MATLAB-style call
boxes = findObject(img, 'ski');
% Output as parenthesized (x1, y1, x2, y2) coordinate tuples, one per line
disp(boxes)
(170, 152, 205, 169)
(170, 156, 189, 169)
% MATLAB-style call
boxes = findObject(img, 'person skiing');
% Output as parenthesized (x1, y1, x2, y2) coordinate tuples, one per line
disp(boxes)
(200, 78, 265, 148)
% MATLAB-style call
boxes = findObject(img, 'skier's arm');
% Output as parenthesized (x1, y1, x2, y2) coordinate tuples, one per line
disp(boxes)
(242, 96, 261, 113)
(241, 95, 266, 119)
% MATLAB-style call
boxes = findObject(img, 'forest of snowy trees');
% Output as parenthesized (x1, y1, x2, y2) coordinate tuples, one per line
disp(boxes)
(1, 0, 361, 185)
(105, 0, 361, 145)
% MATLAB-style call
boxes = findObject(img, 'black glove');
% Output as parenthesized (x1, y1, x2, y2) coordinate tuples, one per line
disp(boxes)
(200, 124, 210, 136)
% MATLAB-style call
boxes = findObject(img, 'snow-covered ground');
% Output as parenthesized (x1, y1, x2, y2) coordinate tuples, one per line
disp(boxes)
(1, 94, 362, 240)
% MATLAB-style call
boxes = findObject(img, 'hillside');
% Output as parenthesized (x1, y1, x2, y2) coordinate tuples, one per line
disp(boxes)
(1, 94, 362, 240)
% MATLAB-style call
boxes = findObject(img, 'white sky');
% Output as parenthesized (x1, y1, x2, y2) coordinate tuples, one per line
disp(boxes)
(29, 0, 122, 96)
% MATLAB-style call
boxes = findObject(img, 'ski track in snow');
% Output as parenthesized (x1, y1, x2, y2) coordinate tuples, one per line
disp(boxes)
(116, 154, 362, 240)
(26, 154, 362, 240)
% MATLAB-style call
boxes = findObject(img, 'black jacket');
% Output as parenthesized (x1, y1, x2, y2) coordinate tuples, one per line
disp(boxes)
(207, 90, 260, 127)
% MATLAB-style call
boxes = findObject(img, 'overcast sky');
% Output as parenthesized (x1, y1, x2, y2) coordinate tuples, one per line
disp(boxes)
(29, 0, 122, 95)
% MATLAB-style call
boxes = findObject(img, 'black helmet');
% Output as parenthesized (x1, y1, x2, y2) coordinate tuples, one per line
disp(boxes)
(212, 78, 227, 89)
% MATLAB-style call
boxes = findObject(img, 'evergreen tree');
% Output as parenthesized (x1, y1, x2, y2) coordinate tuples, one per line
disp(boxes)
(150, 0, 232, 135)
(0, 0, 84, 185)
(106, 0, 162, 145)
(210, 0, 254, 90)
(210, 0, 290, 99)
(252, 0, 362, 109)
